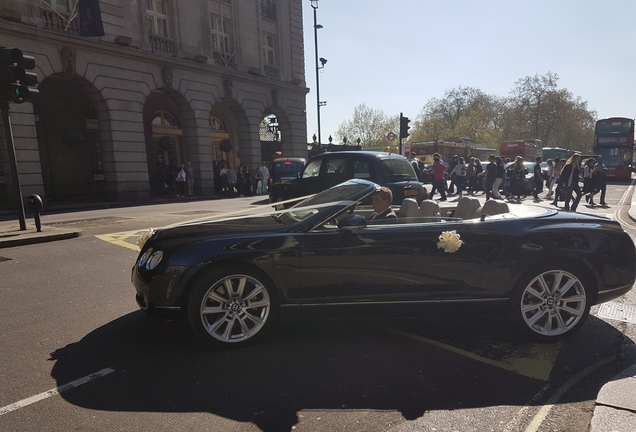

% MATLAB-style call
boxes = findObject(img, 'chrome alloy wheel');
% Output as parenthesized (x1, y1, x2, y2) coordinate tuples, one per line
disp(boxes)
(520, 270, 587, 337)
(199, 274, 271, 343)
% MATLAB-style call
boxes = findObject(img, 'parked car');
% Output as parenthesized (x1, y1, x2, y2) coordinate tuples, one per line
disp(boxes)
(132, 179, 636, 347)
(269, 151, 427, 206)
(268, 157, 306, 188)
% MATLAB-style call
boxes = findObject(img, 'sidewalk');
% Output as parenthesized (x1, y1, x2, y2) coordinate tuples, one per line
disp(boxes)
(589, 189, 636, 432)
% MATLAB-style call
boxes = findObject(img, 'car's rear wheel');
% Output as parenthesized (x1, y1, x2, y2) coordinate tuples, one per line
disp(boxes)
(510, 263, 592, 341)
(187, 267, 276, 348)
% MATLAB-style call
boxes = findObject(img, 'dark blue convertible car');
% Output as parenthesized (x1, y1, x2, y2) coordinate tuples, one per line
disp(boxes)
(133, 180, 636, 347)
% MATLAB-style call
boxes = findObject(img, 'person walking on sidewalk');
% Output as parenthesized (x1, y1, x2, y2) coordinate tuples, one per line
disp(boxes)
(450, 157, 467, 199)
(553, 153, 582, 211)
(185, 161, 194, 198)
(582, 158, 598, 206)
(175, 164, 187, 199)
(492, 157, 505, 200)
(594, 156, 608, 206)
(545, 158, 560, 199)
(531, 157, 543, 200)
(484, 155, 497, 200)
(428, 156, 448, 201)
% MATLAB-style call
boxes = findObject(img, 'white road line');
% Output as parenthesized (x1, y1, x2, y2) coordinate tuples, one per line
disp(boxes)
(523, 357, 614, 432)
(0, 367, 115, 416)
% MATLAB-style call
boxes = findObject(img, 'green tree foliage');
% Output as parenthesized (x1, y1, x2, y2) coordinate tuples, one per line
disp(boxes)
(334, 74, 596, 153)
(408, 73, 596, 152)
(334, 104, 398, 147)
(411, 86, 503, 148)
(506, 72, 596, 151)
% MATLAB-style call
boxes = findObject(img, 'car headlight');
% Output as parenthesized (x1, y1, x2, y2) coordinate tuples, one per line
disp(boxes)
(138, 248, 153, 267)
(146, 251, 164, 270)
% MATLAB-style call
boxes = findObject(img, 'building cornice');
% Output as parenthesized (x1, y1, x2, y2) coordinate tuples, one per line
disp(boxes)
(0, 19, 309, 95)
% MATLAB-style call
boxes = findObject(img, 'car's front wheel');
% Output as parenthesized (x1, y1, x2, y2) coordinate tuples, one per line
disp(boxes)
(187, 267, 276, 348)
(510, 263, 592, 341)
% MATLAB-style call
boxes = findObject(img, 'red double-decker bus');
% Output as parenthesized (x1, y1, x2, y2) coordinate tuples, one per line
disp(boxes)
(593, 117, 634, 181)
(500, 139, 543, 160)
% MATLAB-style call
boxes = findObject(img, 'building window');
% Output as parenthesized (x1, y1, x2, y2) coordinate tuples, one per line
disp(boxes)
(147, 0, 169, 37)
(262, 33, 279, 78)
(260, 0, 277, 21)
(263, 33, 276, 66)
(42, 0, 70, 12)
(210, 15, 231, 54)
(210, 116, 225, 132)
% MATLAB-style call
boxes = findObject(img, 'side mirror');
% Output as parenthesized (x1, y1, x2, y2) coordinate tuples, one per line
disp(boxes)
(297, 172, 302, 179)
(338, 214, 367, 231)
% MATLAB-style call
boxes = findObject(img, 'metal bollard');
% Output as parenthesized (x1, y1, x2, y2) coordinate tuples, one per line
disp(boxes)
(27, 194, 43, 232)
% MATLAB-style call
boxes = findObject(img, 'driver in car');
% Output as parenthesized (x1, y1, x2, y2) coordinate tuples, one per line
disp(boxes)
(367, 187, 397, 221)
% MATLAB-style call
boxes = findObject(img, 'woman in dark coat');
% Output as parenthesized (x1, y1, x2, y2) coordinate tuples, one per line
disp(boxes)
(553, 154, 582, 211)
(509, 156, 527, 201)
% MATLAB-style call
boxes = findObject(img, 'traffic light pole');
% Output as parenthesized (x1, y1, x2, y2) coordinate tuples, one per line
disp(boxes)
(1, 102, 26, 230)
(399, 112, 403, 156)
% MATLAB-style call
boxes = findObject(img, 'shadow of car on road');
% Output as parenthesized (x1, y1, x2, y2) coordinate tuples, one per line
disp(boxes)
(49, 311, 635, 432)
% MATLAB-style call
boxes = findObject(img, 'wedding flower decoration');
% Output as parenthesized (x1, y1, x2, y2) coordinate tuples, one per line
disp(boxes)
(437, 230, 463, 253)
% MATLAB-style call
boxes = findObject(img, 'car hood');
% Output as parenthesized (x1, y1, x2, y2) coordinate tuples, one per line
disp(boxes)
(151, 214, 288, 245)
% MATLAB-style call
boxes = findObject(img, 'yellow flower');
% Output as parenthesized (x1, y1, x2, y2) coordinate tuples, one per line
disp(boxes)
(437, 230, 463, 253)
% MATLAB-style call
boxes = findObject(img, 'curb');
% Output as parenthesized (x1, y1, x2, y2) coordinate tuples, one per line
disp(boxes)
(0, 228, 81, 249)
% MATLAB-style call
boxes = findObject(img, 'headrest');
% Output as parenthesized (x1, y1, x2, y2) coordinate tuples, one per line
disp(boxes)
(398, 198, 419, 218)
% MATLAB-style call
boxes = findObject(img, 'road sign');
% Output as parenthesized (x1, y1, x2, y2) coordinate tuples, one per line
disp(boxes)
(387, 132, 396, 141)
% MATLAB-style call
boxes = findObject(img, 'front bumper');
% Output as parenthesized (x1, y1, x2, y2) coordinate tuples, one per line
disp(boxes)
(131, 266, 183, 320)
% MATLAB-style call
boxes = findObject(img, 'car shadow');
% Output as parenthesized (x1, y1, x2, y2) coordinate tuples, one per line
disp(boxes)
(49, 311, 634, 432)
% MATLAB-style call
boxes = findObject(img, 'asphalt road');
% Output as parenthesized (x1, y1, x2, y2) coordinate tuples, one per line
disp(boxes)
(1, 184, 635, 432)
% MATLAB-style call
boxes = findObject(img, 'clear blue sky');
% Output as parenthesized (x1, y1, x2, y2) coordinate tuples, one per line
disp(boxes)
(301, 0, 636, 143)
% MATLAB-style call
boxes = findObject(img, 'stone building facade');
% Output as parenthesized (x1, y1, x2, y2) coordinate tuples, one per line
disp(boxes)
(0, 0, 308, 205)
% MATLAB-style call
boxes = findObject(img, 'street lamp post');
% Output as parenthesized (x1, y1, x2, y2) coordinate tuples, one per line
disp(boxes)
(311, 0, 323, 145)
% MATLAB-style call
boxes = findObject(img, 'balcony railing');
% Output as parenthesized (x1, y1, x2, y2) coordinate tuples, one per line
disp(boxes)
(264, 64, 279, 79)
(212, 50, 237, 69)
(260, 0, 277, 21)
(149, 34, 176, 55)
(40, 5, 79, 34)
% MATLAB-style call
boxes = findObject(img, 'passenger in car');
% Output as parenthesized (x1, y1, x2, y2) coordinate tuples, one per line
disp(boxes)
(367, 187, 398, 221)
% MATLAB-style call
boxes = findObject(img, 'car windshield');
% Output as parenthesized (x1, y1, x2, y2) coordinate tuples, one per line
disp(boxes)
(381, 158, 417, 181)
(277, 181, 375, 224)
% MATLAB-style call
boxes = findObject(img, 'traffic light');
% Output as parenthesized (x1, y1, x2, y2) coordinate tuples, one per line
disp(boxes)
(0, 47, 38, 104)
(400, 113, 411, 139)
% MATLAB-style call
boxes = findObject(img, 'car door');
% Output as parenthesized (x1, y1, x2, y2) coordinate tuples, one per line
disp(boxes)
(292, 219, 473, 303)
(296, 157, 325, 195)
(319, 155, 351, 190)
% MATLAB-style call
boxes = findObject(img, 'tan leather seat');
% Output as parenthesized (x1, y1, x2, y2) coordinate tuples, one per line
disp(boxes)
(418, 200, 440, 218)
(453, 197, 481, 219)
(480, 199, 509, 219)
(398, 198, 419, 219)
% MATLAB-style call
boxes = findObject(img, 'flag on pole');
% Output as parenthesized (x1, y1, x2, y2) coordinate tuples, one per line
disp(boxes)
(78, 0, 105, 37)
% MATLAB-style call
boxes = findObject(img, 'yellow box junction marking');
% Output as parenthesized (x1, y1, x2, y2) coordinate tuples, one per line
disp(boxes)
(385, 327, 560, 381)
(95, 230, 146, 251)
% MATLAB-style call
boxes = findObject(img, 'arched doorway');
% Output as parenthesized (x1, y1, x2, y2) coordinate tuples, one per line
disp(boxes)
(147, 110, 184, 194)
(260, 113, 283, 162)
(34, 76, 104, 199)
(143, 91, 186, 195)
(210, 115, 236, 167)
